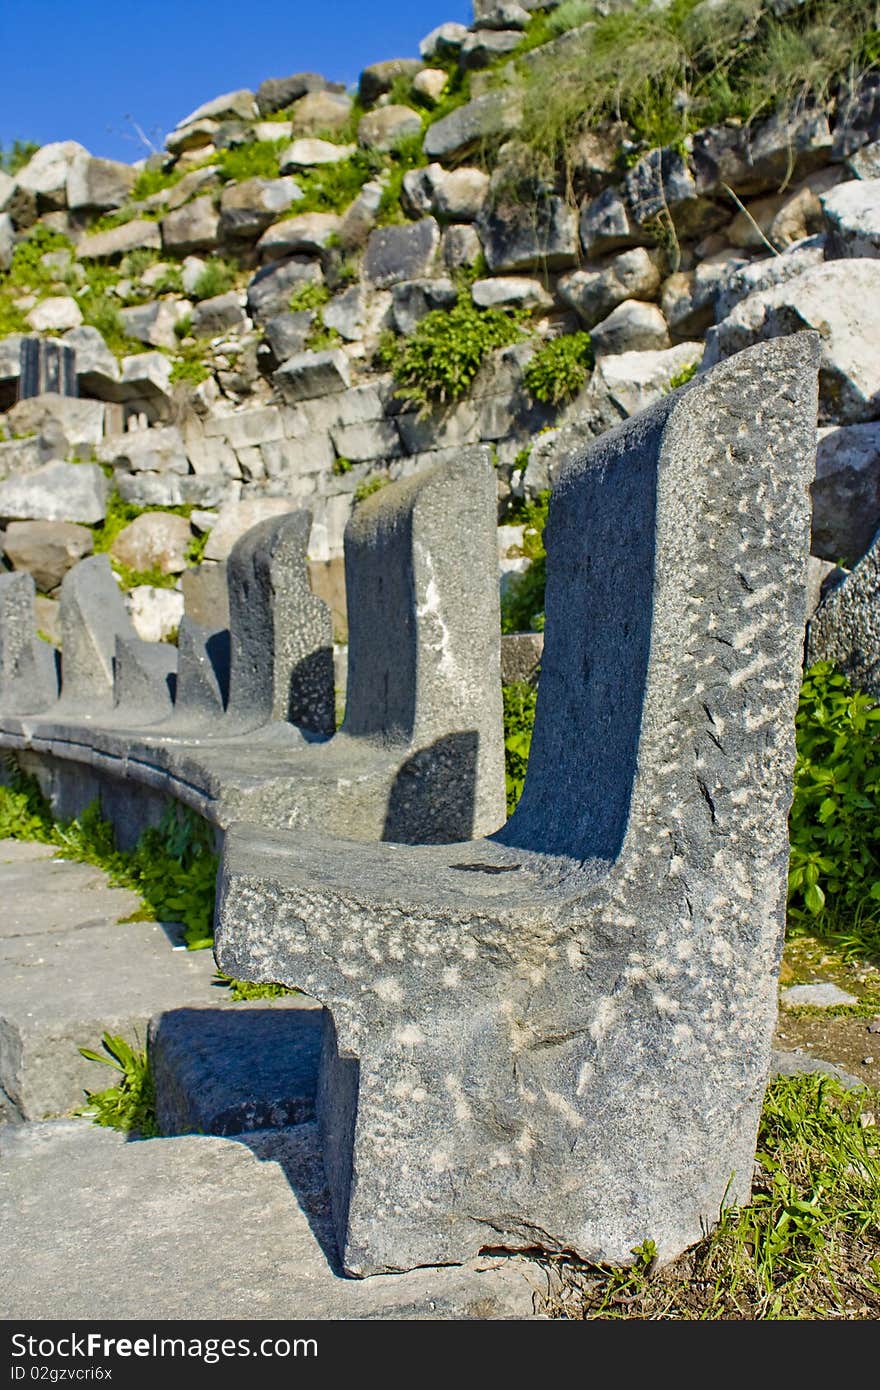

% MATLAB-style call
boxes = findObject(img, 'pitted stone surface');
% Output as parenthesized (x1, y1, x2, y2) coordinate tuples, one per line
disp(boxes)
(58, 555, 136, 709)
(0, 572, 58, 713)
(807, 527, 880, 695)
(215, 334, 819, 1276)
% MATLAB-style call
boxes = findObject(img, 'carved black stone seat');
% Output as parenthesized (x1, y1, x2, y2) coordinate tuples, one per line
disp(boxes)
(214, 335, 820, 1276)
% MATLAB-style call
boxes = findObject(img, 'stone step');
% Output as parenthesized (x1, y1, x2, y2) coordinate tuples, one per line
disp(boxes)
(150, 998, 324, 1136)
(0, 1119, 543, 1319)
(0, 838, 324, 1133)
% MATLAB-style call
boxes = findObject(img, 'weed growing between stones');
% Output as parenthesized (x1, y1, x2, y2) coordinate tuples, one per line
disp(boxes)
(502, 681, 538, 816)
(523, 332, 594, 404)
(378, 291, 525, 411)
(213, 973, 295, 1001)
(189, 257, 237, 301)
(76, 1032, 158, 1138)
(667, 360, 699, 391)
(0, 764, 218, 948)
(544, 1073, 880, 1320)
(499, 491, 549, 636)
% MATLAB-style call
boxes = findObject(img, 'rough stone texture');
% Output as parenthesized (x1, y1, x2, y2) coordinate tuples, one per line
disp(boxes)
(58, 555, 136, 708)
(119, 299, 182, 352)
(170, 616, 229, 723)
(391, 277, 457, 334)
(812, 423, 880, 564)
(420, 21, 468, 61)
(273, 349, 351, 404)
(0, 1119, 542, 1318)
(358, 106, 423, 153)
(807, 528, 880, 696)
(359, 59, 424, 106)
(126, 585, 184, 644)
(191, 291, 246, 338)
(256, 71, 333, 116)
(558, 248, 661, 329)
(459, 29, 522, 68)
(822, 177, 880, 259)
(433, 167, 490, 222)
(0, 857, 216, 1119)
(6, 394, 105, 451)
(692, 109, 833, 199)
(219, 176, 303, 239)
(714, 237, 826, 320)
(0, 573, 58, 713)
(100, 424, 189, 475)
(848, 141, 880, 180)
(289, 91, 352, 136)
(202, 497, 294, 562)
(215, 334, 819, 1276)
(110, 512, 192, 576)
(66, 153, 135, 212)
(771, 1049, 866, 1090)
(472, 277, 553, 312)
(579, 186, 640, 258)
(556, 341, 704, 443)
(0, 212, 13, 271)
(178, 88, 257, 127)
(26, 296, 82, 333)
(704, 259, 880, 423)
(479, 196, 578, 273)
(280, 138, 356, 171)
(3, 520, 93, 592)
(14, 142, 86, 208)
(0, 461, 107, 525)
(625, 147, 726, 239)
(150, 997, 325, 1136)
(590, 300, 671, 357)
(257, 211, 340, 261)
(224, 509, 334, 735)
(160, 196, 221, 255)
(247, 257, 322, 324)
(77, 218, 162, 260)
(780, 983, 859, 1009)
(262, 310, 314, 362)
(423, 91, 521, 163)
(442, 224, 484, 271)
(363, 218, 440, 289)
(500, 631, 543, 684)
(62, 325, 119, 397)
(113, 635, 178, 721)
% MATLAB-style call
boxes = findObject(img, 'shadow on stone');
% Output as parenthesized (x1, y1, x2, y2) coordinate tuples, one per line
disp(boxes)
(382, 730, 479, 844)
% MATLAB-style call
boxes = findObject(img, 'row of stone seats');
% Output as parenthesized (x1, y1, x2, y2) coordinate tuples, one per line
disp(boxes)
(0, 333, 822, 1283)
(0, 447, 506, 846)
(214, 334, 821, 1276)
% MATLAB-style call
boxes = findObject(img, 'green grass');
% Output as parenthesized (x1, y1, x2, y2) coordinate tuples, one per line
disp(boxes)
(502, 680, 538, 816)
(213, 974, 296, 1001)
(130, 164, 184, 202)
(216, 139, 284, 183)
(77, 1032, 158, 1138)
(499, 490, 550, 636)
(506, 0, 880, 197)
(190, 257, 237, 301)
(550, 1073, 880, 1319)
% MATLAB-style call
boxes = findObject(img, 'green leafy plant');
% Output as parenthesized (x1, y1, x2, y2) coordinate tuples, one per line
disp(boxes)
(0, 759, 55, 841)
(502, 681, 539, 815)
(668, 360, 698, 390)
(378, 291, 525, 410)
(500, 491, 550, 635)
(333, 456, 353, 476)
(77, 1032, 158, 1137)
(353, 475, 390, 505)
(523, 332, 594, 404)
(214, 973, 296, 1001)
(288, 281, 330, 312)
(130, 164, 183, 201)
(169, 348, 212, 386)
(787, 662, 880, 956)
(190, 258, 237, 301)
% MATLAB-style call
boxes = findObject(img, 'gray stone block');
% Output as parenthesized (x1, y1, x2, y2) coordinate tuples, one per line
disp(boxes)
(273, 349, 351, 404)
(479, 195, 578, 273)
(58, 555, 136, 709)
(363, 218, 440, 289)
(0, 1120, 542, 1317)
(149, 997, 324, 1136)
(807, 526, 880, 696)
(226, 510, 334, 735)
(113, 636, 178, 723)
(168, 618, 230, 727)
(0, 572, 58, 713)
(215, 333, 820, 1277)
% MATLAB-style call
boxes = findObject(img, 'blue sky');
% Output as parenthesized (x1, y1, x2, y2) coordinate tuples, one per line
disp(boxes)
(0, 0, 472, 164)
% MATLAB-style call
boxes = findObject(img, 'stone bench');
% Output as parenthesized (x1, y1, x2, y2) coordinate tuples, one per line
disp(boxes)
(214, 334, 820, 1277)
(0, 447, 506, 848)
